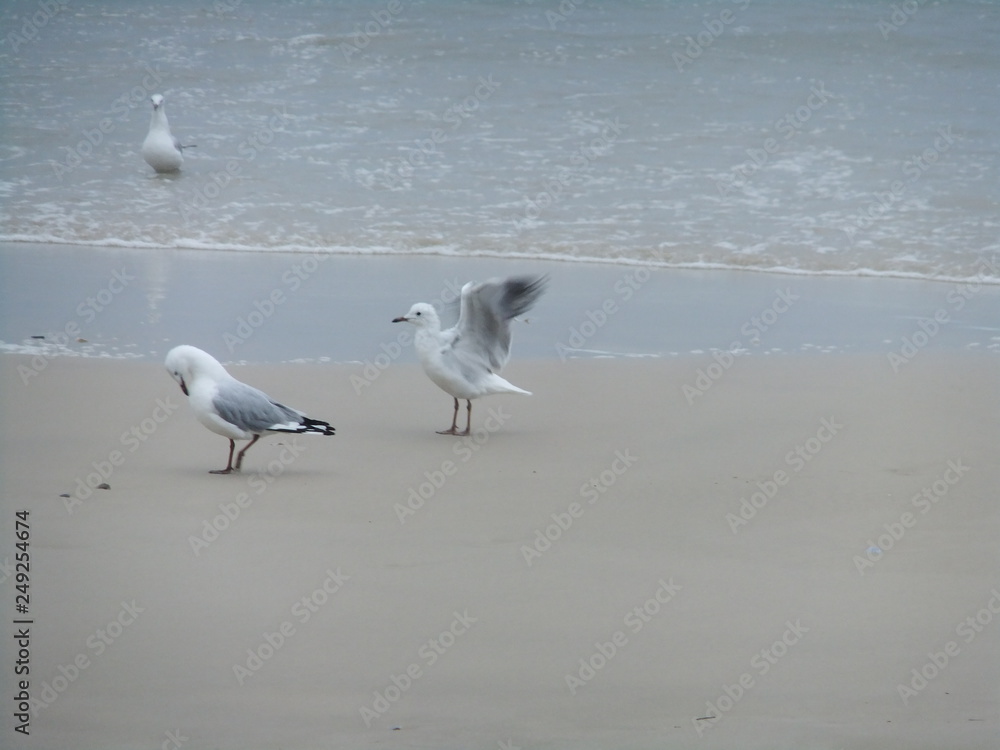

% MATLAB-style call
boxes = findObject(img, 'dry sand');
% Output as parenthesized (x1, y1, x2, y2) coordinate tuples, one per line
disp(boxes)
(1, 350, 998, 749)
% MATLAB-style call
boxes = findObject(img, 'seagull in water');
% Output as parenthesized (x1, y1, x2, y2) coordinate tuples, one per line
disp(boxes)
(393, 275, 548, 436)
(165, 345, 335, 474)
(142, 94, 190, 173)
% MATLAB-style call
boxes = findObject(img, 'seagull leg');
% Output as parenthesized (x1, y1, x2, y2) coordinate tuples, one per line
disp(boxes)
(458, 399, 472, 437)
(210, 439, 237, 474)
(234, 434, 261, 471)
(437, 397, 461, 435)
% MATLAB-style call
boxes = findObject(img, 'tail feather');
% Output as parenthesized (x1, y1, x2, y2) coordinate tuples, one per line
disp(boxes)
(269, 416, 335, 436)
(484, 373, 531, 397)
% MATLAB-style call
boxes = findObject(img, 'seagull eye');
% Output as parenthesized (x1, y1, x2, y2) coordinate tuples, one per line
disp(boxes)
(415, 311, 422, 316)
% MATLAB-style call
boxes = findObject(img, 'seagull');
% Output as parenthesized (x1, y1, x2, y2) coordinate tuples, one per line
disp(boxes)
(165, 345, 335, 474)
(392, 275, 548, 436)
(141, 94, 190, 173)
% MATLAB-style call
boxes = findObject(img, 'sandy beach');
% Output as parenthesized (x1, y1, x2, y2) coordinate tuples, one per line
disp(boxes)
(2, 342, 998, 749)
(3, 0, 998, 741)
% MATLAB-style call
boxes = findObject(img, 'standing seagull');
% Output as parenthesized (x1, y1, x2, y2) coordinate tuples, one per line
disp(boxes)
(165, 345, 335, 474)
(142, 94, 189, 173)
(393, 275, 548, 436)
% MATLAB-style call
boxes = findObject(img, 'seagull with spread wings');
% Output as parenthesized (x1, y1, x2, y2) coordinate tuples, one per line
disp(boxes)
(393, 275, 548, 436)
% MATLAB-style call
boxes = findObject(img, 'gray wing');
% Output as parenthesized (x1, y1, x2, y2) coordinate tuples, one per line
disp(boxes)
(213, 380, 303, 433)
(452, 275, 548, 372)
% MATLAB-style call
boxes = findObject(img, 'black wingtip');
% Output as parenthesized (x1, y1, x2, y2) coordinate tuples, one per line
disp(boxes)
(302, 417, 336, 436)
(503, 274, 549, 319)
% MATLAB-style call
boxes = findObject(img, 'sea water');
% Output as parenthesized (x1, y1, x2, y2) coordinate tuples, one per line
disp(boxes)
(1, 0, 998, 282)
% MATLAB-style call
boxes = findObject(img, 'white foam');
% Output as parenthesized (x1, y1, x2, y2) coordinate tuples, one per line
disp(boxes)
(2, 233, 998, 286)
(0, 339, 144, 360)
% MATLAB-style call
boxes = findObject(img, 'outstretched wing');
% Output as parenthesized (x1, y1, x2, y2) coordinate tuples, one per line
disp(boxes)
(452, 275, 548, 372)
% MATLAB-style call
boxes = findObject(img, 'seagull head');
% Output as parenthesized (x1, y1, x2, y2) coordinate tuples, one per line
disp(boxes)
(165, 345, 228, 397)
(392, 303, 439, 329)
(150, 94, 165, 111)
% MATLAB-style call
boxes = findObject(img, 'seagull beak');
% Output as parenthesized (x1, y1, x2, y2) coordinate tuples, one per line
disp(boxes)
(179, 378, 189, 396)
(391, 316, 408, 323)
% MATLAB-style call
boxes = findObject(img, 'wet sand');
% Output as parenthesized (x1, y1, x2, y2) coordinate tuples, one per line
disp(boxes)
(3, 242, 1000, 364)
